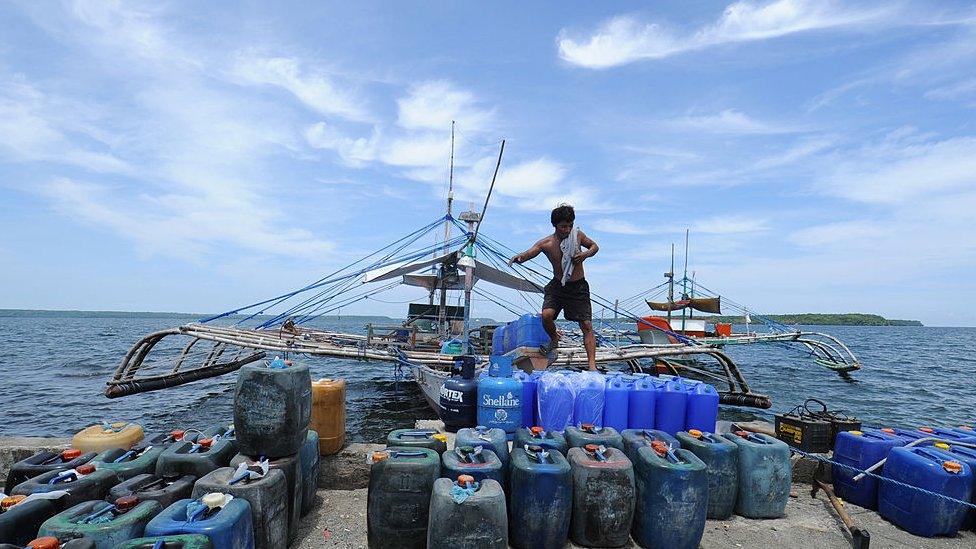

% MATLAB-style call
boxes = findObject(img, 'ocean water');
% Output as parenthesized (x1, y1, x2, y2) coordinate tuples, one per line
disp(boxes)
(0, 312, 973, 442)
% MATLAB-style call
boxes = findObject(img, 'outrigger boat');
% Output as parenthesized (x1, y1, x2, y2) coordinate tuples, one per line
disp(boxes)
(104, 135, 856, 414)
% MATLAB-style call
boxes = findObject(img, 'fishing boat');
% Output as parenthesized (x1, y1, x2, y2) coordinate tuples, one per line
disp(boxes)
(105, 136, 774, 412)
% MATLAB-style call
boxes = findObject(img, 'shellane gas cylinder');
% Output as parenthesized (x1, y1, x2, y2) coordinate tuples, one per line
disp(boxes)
(477, 356, 521, 440)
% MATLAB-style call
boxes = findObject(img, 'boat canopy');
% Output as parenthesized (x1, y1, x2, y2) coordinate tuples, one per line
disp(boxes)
(647, 296, 722, 314)
(364, 251, 543, 293)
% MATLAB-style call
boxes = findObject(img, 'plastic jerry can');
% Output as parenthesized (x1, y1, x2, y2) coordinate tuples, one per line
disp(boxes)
(442, 446, 505, 487)
(229, 453, 301, 545)
(427, 476, 507, 549)
(536, 372, 575, 433)
(831, 429, 905, 510)
(0, 495, 61, 545)
(632, 441, 708, 549)
(38, 496, 163, 549)
(145, 494, 253, 549)
(565, 424, 624, 451)
(112, 534, 213, 548)
(916, 426, 976, 444)
(367, 448, 440, 549)
(513, 427, 568, 456)
(572, 372, 606, 427)
(878, 446, 974, 537)
(685, 383, 719, 433)
(724, 432, 791, 518)
(386, 429, 448, 454)
(192, 466, 287, 549)
(234, 360, 311, 459)
(941, 443, 976, 530)
(311, 378, 346, 455)
(12, 538, 96, 549)
(299, 430, 320, 516)
(155, 438, 235, 479)
(603, 375, 631, 432)
(142, 430, 197, 448)
(440, 360, 479, 433)
(456, 426, 510, 473)
(621, 429, 679, 464)
(91, 446, 165, 481)
(12, 465, 121, 508)
(655, 378, 688, 435)
(567, 445, 635, 547)
(676, 429, 739, 519)
(200, 425, 237, 456)
(515, 314, 549, 350)
(627, 376, 656, 429)
(508, 446, 572, 549)
(6, 449, 96, 491)
(108, 474, 195, 511)
(513, 371, 537, 429)
(72, 423, 144, 454)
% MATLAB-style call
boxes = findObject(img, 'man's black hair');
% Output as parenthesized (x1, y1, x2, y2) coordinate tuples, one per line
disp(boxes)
(551, 203, 575, 226)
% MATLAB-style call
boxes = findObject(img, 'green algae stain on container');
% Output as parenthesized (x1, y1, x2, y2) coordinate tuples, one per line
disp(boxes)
(114, 534, 213, 548)
(38, 497, 163, 548)
(723, 431, 791, 519)
(676, 429, 739, 520)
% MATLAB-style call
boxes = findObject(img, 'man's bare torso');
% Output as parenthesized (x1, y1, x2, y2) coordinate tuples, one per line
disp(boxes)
(537, 234, 585, 283)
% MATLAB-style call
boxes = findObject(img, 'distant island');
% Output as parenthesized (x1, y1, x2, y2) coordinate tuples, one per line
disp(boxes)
(703, 313, 923, 326)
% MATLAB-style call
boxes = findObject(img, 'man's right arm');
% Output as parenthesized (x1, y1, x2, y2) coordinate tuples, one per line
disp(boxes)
(509, 240, 544, 266)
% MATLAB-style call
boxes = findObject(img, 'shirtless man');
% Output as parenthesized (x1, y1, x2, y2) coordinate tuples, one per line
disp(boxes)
(509, 204, 599, 370)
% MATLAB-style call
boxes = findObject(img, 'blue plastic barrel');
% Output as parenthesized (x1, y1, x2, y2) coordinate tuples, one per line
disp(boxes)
(832, 429, 905, 510)
(509, 446, 572, 549)
(685, 383, 719, 433)
(514, 371, 537, 428)
(627, 377, 656, 429)
(572, 372, 605, 427)
(631, 444, 707, 549)
(457, 426, 510, 474)
(878, 446, 974, 537)
(536, 372, 575, 433)
(477, 356, 522, 439)
(145, 496, 254, 549)
(655, 378, 688, 435)
(724, 432, 791, 518)
(603, 375, 630, 432)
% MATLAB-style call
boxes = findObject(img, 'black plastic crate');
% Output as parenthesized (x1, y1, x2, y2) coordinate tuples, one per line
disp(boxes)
(775, 411, 833, 453)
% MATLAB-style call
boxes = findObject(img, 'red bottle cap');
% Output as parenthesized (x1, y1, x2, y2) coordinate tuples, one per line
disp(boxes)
(27, 538, 60, 549)
(530, 426, 543, 436)
(1, 495, 26, 510)
(457, 474, 475, 487)
(170, 429, 186, 441)
(880, 428, 895, 434)
(198, 438, 214, 449)
(650, 440, 668, 456)
(115, 495, 139, 511)
(919, 427, 934, 433)
(76, 464, 96, 475)
(688, 429, 703, 439)
(584, 444, 599, 453)
(61, 448, 82, 460)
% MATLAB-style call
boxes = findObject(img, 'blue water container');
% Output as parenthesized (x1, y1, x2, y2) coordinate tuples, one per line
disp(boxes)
(564, 424, 624, 451)
(891, 428, 936, 445)
(685, 383, 719, 433)
(655, 378, 688, 435)
(514, 427, 568, 456)
(627, 376, 656, 429)
(832, 429, 905, 510)
(477, 356, 522, 440)
(572, 372, 605, 427)
(508, 446, 572, 549)
(456, 426, 510, 473)
(145, 496, 254, 549)
(631, 444, 708, 549)
(621, 429, 679, 464)
(530, 371, 545, 426)
(515, 314, 550, 350)
(603, 375, 630, 432)
(916, 427, 976, 444)
(491, 325, 505, 356)
(502, 320, 517, 354)
(536, 372, 575, 433)
(724, 432, 791, 518)
(441, 445, 505, 487)
(676, 430, 739, 519)
(514, 371, 537, 428)
(878, 446, 974, 537)
(943, 444, 976, 530)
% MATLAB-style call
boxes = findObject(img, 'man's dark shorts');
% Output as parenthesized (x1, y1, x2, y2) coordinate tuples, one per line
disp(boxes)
(543, 278, 592, 322)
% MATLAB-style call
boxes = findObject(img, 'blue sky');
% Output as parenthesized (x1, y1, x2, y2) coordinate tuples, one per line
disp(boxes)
(1, 1, 975, 326)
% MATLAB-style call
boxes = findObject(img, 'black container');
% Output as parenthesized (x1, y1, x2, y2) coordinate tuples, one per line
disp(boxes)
(5, 450, 97, 491)
(155, 438, 236, 479)
(439, 356, 479, 433)
(234, 362, 311, 458)
(367, 448, 440, 549)
(774, 412, 832, 453)
(0, 498, 60, 545)
(108, 473, 196, 509)
(231, 453, 302, 545)
(11, 467, 121, 508)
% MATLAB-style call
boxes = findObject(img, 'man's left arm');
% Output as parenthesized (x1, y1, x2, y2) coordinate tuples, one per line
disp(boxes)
(573, 230, 599, 263)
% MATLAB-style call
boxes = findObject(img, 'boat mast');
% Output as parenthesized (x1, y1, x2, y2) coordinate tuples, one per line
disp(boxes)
(680, 229, 689, 332)
(437, 121, 456, 336)
(666, 244, 675, 325)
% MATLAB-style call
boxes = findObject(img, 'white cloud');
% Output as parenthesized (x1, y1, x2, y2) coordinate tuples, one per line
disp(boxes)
(754, 137, 835, 169)
(231, 54, 370, 122)
(821, 134, 976, 204)
(592, 219, 650, 235)
(396, 81, 494, 131)
(925, 77, 976, 101)
(558, 1, 901, 68)
(668, 109, 801, 135)
(305, 122, 379, 167)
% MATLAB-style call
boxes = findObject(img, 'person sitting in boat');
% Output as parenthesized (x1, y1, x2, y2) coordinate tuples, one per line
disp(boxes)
(509, 203, 599, 370)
